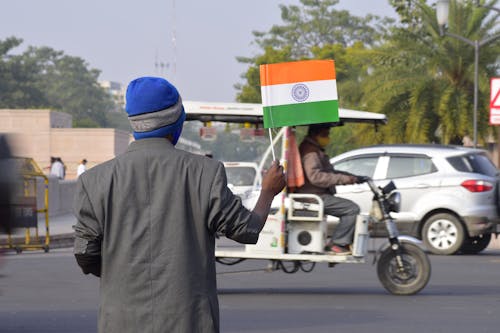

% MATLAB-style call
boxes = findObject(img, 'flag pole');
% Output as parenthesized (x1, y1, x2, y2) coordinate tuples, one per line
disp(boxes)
(268, 128, 276, 161)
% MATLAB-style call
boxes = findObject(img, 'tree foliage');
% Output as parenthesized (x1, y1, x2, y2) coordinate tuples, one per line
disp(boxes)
(235, 0, 389, 151)
(252, 0, 387, 58)
(359, 0, 500, 145)
(235, 47, 293, 103)
(236, 0, 500, 149)
(0, 37, 114, 127)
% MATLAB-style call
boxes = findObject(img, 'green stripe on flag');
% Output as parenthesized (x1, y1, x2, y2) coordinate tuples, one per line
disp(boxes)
(263, 100, 339, 128)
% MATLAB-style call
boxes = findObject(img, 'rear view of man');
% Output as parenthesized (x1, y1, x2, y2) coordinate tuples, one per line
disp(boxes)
(297, 123, 362, 254)
(73, 76, 286, 332)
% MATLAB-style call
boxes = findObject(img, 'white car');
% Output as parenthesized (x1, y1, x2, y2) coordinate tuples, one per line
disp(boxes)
(223, 162, 261, 209)
(330, 144, 500, 255)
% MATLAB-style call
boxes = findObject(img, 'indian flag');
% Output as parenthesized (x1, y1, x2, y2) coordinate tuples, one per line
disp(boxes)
(260, 60, 339, 128)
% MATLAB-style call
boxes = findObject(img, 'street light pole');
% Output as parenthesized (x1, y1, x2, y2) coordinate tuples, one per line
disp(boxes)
(436, 0, 500, 148)
(474, 39, 479, 149)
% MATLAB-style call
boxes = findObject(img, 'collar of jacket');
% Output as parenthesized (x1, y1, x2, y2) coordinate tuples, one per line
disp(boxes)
(303, 136, 324, 152)
(127, 137, 175, 152)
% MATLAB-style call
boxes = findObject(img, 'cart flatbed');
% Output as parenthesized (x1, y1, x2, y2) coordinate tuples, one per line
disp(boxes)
(215, 247, 366, 264)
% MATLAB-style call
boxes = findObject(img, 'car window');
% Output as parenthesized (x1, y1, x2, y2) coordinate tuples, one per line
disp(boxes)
(447, 153, 498, 177)
(225, 167, 257, 186)
(386, 156, 436, 178)
(333, 156, 378, 177)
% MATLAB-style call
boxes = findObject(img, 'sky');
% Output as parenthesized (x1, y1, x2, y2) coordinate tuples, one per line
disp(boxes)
(0, 0, 398, 102)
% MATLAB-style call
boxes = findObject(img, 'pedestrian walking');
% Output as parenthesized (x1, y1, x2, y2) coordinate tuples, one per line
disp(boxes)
(50, 157, 64, 180)
(77, 159, 87, 176)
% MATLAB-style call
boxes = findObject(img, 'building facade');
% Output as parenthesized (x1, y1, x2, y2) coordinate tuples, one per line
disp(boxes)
(0, 109, 131, 179)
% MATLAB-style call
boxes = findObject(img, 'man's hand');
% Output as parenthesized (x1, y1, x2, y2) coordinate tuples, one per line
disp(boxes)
(355, 176, 370, 184)
(346, 175, 369, 184)
(252, 161, 286, 224)
(261, 161, 286, 196)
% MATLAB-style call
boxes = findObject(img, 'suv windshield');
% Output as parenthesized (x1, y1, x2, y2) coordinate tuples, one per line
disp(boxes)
(447, 153, 498, 177)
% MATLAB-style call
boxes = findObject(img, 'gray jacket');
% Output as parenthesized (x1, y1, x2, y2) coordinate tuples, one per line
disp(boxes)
(73, 138, 263, 333)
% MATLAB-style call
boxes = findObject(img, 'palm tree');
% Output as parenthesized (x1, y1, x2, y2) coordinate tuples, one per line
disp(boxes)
(359, 0, 500, 145)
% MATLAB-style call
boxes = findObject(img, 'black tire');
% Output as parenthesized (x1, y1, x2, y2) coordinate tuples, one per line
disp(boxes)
(422, 213, 465, 255)
(377, 241, 431, 295)
(278, 261, 299, 274)
(460, 233, 491, 254)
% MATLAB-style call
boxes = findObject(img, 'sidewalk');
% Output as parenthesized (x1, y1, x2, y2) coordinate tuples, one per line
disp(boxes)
(0, 213, 76, 251)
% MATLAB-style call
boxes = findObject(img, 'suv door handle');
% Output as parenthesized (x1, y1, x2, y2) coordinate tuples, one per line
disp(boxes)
(416, 183, 430, 188)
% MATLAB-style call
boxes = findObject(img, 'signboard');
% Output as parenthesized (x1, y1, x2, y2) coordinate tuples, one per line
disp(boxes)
(199, 126, 217, 141)
(12, 196, 37, 228)
(490, 78, 500, 125)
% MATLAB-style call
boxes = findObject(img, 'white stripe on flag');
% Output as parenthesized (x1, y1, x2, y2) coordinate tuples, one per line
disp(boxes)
(261, 79, 337, 107)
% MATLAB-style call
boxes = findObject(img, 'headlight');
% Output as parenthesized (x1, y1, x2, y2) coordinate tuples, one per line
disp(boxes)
(387, 192, 401, 213)
(370, 200, 384, 220)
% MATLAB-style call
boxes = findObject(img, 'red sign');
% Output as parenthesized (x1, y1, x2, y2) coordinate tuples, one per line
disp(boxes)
(199, 127, 217, 141)
(489, 78, 500, 125)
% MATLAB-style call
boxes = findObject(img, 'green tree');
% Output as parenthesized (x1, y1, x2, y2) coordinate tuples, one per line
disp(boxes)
(0, 37, 48, 108)
(252, 0, 386, 58)
(235, 47, 293, 103)
(235, 0, 389, 105)
(359, 0, 500, 145)
(0, 37, 114, 127)
(311, 42, 372, 109)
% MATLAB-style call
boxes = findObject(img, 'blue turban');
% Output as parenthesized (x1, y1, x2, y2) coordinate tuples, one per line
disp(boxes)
(125, 77, 185, 144)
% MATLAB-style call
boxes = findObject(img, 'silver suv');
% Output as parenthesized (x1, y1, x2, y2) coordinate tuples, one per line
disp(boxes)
(330, 144, 500, 255)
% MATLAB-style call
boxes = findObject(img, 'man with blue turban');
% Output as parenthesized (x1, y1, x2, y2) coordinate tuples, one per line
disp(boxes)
(73, 77, 285, 333)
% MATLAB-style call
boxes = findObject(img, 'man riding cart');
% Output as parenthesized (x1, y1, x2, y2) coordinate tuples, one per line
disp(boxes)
(184, 99, 430, 295)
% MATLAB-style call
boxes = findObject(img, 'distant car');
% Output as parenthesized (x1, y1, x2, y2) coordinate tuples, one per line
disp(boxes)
(330, 144, 500, 255)
(223, 162, 261, 208)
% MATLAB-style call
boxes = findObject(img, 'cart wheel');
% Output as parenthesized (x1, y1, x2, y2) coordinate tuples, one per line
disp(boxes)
(377, 241, 431, 295)
(44, 246, 50, 253)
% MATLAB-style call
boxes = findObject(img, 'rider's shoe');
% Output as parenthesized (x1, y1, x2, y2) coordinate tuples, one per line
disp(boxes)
(325, 244, 352, 255)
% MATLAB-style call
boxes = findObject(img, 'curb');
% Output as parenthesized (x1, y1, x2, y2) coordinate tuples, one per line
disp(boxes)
(0, 233, 75, 253)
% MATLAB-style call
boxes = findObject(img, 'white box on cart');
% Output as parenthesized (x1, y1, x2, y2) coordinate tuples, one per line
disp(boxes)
(245, 214, 285, 254)
(287, 219, 327, 254)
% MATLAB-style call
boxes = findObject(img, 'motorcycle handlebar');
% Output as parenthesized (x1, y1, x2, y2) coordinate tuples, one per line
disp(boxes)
(357, 176, 397, 196)
(355, 176, 381, 195)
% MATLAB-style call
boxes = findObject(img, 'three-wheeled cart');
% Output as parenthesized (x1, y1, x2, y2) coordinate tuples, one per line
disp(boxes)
(184, 102, 431, 295)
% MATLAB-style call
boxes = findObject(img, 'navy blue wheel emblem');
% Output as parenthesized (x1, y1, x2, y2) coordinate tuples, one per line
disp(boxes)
(291, 83, 310, 102)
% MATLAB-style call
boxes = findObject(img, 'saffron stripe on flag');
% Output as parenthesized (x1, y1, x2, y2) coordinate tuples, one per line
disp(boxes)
(263, 100, 339, 129)
(261, 79, 337, 107)
(260, 60, 336, 86)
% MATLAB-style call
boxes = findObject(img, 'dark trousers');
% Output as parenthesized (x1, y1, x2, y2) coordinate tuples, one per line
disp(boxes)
(320, 194, 360, 246)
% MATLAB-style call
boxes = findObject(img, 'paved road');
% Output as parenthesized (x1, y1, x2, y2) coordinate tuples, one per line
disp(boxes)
(1, 248, 499, 333)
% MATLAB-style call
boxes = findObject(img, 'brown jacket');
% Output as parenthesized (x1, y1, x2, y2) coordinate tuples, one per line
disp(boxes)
(297, 137, 355, 195)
